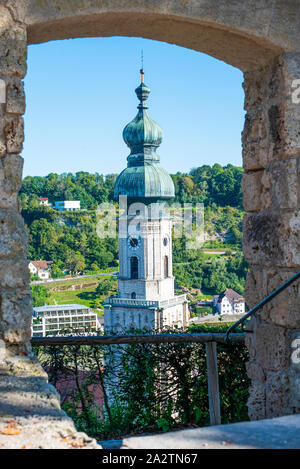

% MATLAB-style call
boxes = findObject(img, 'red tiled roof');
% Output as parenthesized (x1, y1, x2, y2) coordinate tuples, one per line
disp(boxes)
(30, 260, 50, 271)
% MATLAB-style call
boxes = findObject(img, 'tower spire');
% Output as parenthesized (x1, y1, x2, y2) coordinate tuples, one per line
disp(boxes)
(115, 70, 175, 201)
(140, 50, 144, 83)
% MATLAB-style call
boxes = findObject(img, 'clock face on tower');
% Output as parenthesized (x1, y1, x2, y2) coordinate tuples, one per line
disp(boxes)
(128, 236, 141, 250)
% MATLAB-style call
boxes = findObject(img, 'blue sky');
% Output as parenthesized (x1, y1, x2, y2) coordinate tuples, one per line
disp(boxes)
(23, 37, 245, 177)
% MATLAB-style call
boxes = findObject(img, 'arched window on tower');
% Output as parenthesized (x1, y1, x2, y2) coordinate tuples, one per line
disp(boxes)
(130, 256, 138, 279)
(164, 256, 169, 278)
(131, 292, 136, 299)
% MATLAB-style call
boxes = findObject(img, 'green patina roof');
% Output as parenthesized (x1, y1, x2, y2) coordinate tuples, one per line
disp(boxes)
(114, 71, 175, 201)
(114, 163, 174, 200)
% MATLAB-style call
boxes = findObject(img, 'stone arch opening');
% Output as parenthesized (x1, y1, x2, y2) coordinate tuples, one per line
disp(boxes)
(1, 1, 299, 425)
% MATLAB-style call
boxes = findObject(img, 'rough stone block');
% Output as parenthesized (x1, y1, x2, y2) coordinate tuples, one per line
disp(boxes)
(6, 77, 25, 114)
(243, 210, 300, 267)
(243, 57, 284, 112)
(255, 323, 288, 372)
(245, 322, 258, 360)
(263, 158, 298, 210)
(243, 54, 300, 173)
(265, 371, 290, 418)
(0, 259, 30, 289)
(0, 106, 7, 157)
(5, 116, 24, 153)
(247, 381, 266, 421)
(267, 103, 284, 156)
(265, 269, 300, 328)
(244, 267, 267, 310)
(0, 210, 27, 258)
(0, 9, 27, 78)
(242, 170, 264, 211)
(0, 288, 32, 345)
(0, 154, 23, 209)
(246, 360, 265, 383)
(278, 52, 300, 157)
(245, 267, 300, 328)
(242, 111, 272, 170)
(0, 138, 5, 157)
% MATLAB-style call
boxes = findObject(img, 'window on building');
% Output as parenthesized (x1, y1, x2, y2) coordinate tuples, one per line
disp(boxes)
(130, 256, 138, 279)
(131, 292, 136, 299)
(164, 256, 169, 278)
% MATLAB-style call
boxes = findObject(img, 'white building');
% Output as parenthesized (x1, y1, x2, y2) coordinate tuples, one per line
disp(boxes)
(53, 200, 81, 211)
(39, 197, 52, 207)
(29, 260, 52, 280)
(104, 71, 188, 334)
(31, 304, 101, 337)
(213, 288, 245, 315)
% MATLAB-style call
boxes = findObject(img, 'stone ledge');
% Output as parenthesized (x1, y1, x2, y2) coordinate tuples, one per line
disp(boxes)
(99, 414, 300, 449)
(0, 357, 100, 449)
(0, 415, 100, 449)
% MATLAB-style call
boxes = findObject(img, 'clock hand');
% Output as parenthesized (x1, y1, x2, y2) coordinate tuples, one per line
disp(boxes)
(129, 236, 137, 247)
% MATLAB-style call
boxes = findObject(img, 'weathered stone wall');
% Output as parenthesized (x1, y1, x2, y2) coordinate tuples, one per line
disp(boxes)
(2, 0, 290, 70)
(0, 5, 31, 357)
(243, 53, 300, 419)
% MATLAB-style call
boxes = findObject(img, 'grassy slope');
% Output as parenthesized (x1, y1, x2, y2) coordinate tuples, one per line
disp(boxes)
(45, 275, 117, 313)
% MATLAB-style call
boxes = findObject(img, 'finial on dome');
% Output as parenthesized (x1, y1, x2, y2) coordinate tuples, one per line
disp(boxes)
(135, 67, 150, 106)
(140, 50, 144, 82)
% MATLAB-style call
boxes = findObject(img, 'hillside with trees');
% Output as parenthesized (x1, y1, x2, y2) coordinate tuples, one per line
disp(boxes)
(21, 164, 247, 303)
(21, 164, 243, 210)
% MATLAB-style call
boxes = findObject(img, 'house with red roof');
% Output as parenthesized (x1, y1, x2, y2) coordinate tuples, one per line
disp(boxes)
(29, 260, 52, 280)
(39, 197, 52, 207)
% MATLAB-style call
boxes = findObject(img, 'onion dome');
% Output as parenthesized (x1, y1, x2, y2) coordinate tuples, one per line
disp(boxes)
(122, 81, 162, 158)
(114, 69, 175, 202)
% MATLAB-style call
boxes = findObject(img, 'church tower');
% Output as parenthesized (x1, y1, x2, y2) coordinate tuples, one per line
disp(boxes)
(104, 70, 188, 333)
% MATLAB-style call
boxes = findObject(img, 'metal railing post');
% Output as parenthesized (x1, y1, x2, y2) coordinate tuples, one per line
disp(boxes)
(205, 341, 221, 426)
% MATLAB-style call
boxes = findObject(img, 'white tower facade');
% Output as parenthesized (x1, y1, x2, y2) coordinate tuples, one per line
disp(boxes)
(104, 71, 188, 333)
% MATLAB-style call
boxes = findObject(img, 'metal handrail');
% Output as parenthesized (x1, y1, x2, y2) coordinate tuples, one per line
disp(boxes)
(225, 270, 300, 343)
(31, 332, 245, 346)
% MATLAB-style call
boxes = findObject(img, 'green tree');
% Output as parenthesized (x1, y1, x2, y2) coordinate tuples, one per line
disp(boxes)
(31, 285, 50, 307)
(65, 251, 86, 275)
(95, 278, 115, 296)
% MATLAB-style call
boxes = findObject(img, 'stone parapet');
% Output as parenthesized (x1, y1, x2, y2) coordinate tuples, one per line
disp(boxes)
(243, 52, 300, 419)
(0, 356, 100, 449)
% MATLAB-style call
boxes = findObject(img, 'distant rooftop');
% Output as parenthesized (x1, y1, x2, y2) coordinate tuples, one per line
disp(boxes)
(33, 304, 89, 313)
(214, 288, 244, 304)
(29, 260, 51, 270)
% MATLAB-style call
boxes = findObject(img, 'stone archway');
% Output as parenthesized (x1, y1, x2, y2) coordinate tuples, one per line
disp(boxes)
(0, 0, 300, 422)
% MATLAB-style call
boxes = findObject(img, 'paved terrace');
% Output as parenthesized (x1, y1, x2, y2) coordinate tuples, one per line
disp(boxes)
(100, 414, 300, 449)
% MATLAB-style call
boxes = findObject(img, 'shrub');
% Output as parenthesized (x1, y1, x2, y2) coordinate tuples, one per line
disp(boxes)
(33, 325, 249, 440)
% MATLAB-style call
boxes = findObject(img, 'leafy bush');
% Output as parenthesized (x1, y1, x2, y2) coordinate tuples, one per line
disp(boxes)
(31, 284, 50, 307)
(33, 326, 249, 440)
